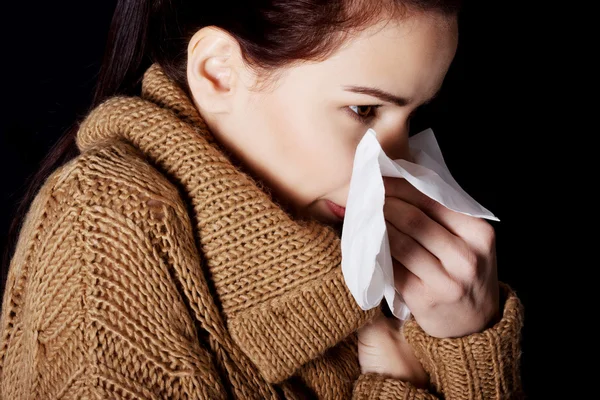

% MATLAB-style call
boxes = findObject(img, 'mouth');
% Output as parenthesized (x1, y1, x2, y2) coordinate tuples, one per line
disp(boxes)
(325, 200, 346, 221)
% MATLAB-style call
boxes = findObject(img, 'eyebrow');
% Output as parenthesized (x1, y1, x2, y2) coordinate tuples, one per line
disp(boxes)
(342, 85, 440, 107)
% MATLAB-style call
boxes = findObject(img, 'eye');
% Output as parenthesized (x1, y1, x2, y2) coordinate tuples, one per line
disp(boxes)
(347, 105, 382, 124)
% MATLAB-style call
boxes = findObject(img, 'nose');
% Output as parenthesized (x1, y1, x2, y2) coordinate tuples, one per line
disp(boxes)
(378, 126, 411, 161)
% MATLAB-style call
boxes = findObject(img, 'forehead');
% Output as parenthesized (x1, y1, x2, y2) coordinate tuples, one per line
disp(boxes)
(293, 13, 458, 99)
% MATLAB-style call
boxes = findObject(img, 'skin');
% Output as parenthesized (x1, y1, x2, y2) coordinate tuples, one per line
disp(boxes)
(187, 10, 500, 387)
(186, 12, 457, 227)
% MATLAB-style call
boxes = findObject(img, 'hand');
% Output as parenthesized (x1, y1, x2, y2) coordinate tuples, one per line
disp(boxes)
(357, 309, 429, 388)
(382, 176, 500, 338)
(357, 177, 500, 385)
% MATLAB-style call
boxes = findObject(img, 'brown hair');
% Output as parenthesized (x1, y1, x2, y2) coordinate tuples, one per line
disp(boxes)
(1, 0, 462, 297)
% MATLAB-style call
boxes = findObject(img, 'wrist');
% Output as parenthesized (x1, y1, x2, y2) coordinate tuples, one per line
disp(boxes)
(359, 323, 429, 388)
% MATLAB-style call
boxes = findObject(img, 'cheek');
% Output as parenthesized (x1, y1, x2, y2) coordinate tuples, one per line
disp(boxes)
(265, 100, 357, 198)
(301, 104, 354, 158)
(296, 115, 358, 198)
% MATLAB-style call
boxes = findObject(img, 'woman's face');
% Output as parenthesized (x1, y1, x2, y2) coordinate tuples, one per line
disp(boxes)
(187, 12, 458, 227)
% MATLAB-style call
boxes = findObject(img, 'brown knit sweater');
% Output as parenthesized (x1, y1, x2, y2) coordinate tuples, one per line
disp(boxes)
(0, 63, 524, 399)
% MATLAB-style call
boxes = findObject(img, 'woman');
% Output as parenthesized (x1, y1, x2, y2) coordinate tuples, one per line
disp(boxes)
(0, 0, 523, 398)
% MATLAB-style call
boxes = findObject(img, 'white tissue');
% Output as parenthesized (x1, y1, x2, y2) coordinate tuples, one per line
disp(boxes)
(340, 128, 499, 320)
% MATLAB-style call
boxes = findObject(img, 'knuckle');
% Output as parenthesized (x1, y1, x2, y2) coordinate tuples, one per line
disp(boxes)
(475, 220, 496, 249)
(403, 206, 425, 231)
(457, 246, 479, 280)
(463, 259, 479, 282)
(420, 194, 439, 212)
(444, 280, 467, 302)
(418, 285, 437, 310)
(425, 294, 437, 310)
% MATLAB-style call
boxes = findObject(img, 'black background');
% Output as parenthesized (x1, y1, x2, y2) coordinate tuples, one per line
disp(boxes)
(1, 1, 546, 397)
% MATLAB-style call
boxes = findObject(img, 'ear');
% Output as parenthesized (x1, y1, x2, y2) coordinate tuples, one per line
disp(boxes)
(187, 26, 242, 114)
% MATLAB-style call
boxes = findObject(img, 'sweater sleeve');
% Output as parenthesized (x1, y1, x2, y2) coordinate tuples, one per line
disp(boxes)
(351, 282, 524, 399)
(0, 180, 228, 399)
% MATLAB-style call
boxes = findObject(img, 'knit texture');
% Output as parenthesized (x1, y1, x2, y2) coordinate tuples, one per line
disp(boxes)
(0, 62, 524, 399)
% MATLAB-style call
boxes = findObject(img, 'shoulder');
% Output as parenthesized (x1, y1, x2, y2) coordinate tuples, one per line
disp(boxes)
(5, 138, 196, 303)
(1, 140, 224, 399)
(5, 138, 196, 311)
(47, 139, 188, 218)
(14, 139, 195, 254)
(37, 139, 199, 277)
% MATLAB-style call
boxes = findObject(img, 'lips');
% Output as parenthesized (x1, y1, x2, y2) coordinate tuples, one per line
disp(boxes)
(325, 200, 346, 220)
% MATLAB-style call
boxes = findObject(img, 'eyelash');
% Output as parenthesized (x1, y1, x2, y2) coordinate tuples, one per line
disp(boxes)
(347, 105, 419, 125)
(347, 105, 383, 124)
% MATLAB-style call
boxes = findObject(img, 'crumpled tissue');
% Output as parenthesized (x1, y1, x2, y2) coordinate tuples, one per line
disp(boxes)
(340, 128, 499, 320)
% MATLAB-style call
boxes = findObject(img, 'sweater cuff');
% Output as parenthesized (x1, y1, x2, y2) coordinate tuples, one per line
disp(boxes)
(403, 282, 524, 399)
(352, 373, 438, 400)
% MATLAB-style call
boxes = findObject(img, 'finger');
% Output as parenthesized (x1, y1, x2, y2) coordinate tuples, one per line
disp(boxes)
(392, 259, 425, 310)
(386, 221, 450, 290)
(382, 177, 490, 246)
(384, 197, 473, 277)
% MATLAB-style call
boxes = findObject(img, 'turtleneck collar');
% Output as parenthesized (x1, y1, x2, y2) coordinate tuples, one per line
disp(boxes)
(76, 62, 377, 383)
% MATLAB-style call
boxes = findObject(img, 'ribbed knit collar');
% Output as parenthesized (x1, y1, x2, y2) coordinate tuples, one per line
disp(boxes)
(76, 63, 377, 383)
